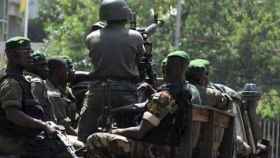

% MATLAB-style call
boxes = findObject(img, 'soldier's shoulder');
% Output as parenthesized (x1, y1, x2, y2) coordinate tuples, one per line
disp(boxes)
(0, 77, 21, 92)
(128, 29, 143, 38)
(86, 30, 101, 41)
(213, 83, 241, 100)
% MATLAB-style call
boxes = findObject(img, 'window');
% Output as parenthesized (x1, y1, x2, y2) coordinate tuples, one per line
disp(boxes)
(0, 0, 8, 41)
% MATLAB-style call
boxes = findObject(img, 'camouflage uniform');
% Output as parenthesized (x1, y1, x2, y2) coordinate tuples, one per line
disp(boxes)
(0, 70, 30, 154)
(78, 0, 145, 141)
(44, 80, 77, 130)
(87, 51, 198, 158)
(0, 37, 46, 156)
(87, 84, 195, 158)
(187, 59, 231, 157)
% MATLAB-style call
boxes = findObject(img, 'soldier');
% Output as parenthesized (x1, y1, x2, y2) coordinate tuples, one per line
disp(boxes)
(86, 51, 199, 158)
(25, 52, 57, 122)
(160, 53, 202, 157)
(88, 21, 105, 34)
(26, 52, 49, 80)
(44, 58, 78, 135)
(186, 59, 229, 109)
(78, 0, 146, 142)
(0, 37, 56, 156)
(186, 59, 232, 158)
(27, 56, 84, 152)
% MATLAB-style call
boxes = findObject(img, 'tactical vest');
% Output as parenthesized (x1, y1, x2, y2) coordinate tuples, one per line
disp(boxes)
(143, 82, 192, 146)
(0, 72, 45, 137)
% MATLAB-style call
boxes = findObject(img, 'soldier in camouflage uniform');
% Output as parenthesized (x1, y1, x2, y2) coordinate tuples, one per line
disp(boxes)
(24, 52, 58, 122)
(78, 0, 146, 142)
(186, 59, 231, 157)
(86, 51, 200, 158)
(45, 58, 78, 135)
(0, 37, 57, 157)
(186, 59, 252, 157)
(27, 56, 84, 151)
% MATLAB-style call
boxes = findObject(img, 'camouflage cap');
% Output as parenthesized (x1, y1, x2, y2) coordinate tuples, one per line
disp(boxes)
(167, 50, 190, 63)
(5, 36, 31, 50)
(32, 52, 47, 64)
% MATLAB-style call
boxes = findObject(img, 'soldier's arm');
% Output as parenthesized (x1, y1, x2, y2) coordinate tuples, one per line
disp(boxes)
(112, 91, 174, 139)
(111, 119, 154, 139)
(0, 79, 55, 134)
(31, 79, 49, 106)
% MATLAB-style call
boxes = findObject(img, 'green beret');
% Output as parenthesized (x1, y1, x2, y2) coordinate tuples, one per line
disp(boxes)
(167, 50, 190, 63)
(187, 59, 210, 76)
(189, 59, 210, 69)
(32, 52, 47, 63)
(6, 36, 31, 50)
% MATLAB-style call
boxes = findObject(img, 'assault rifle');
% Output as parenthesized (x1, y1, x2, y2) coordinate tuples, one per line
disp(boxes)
(130, 12, 164, 86)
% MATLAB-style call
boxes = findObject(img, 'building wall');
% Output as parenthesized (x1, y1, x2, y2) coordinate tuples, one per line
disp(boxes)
(0, 0, 9, 41)
(0, 0, 41, 42)
(7, 0, 24, 39)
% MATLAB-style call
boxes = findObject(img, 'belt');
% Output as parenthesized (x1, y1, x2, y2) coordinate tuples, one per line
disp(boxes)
(92, 76, 139, 83)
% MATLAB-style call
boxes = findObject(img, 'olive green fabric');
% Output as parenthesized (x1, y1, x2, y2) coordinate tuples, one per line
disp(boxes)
(0, 78, 23, 110)
(187, 59, 210, 77)
(189, 59, 210, 69)
(78, 80, 137, 142)
(167, 50, 190, 63)
(6, 36, 31, 50)
(86, 26, 145, 80)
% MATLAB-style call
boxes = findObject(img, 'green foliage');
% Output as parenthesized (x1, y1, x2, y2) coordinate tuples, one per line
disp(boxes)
(39, 0, 280, 118)
(257, 89, 280, 120)
(38, 0, 99, 70)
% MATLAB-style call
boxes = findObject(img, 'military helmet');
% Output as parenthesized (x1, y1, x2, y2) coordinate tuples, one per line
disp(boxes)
(99, 0, 132, 21)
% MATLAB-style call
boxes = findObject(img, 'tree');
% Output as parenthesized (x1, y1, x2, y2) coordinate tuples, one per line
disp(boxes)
(39, 0, 280, 119)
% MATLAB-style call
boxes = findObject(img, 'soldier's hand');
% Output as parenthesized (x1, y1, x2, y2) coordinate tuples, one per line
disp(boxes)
(43, 122, 57, 135)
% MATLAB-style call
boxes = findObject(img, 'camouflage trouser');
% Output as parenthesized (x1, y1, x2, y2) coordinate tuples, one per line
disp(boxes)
(78, 80, 137, 142)
(86, 132, 176, 158)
